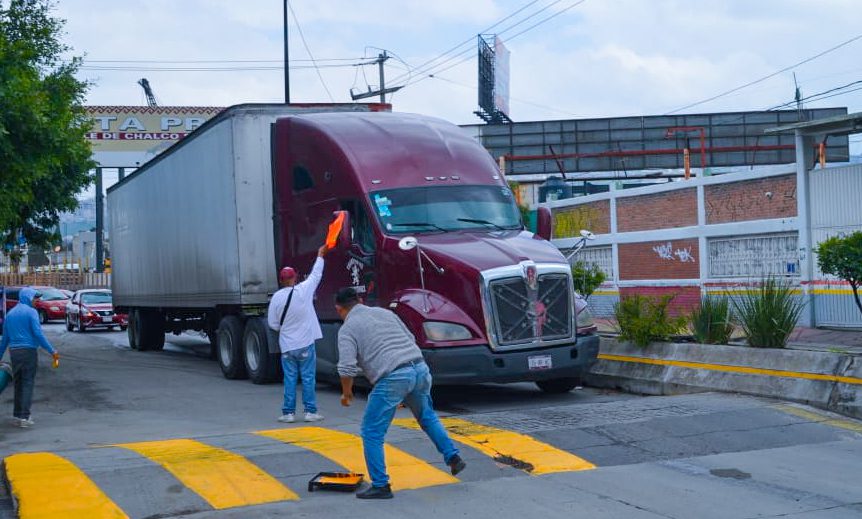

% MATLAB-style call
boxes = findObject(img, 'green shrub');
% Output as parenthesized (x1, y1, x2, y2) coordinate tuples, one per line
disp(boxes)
(690, 296, 734, 344)
(731, 277, 804, 348)
(614, 294, 687, 348)
(571, 261, 607, 299)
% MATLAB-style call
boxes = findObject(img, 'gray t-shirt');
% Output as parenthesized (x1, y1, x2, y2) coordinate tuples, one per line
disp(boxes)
(337, 305, 424, 384)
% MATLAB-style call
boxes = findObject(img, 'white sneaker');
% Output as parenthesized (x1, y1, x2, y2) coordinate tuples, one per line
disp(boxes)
(304, 412, 324, 422)
(15, 418, 34, 428)
(277, 413, 295, 423)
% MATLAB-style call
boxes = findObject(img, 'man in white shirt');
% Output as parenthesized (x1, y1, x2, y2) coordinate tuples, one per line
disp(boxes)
(267, 244, 329, 423)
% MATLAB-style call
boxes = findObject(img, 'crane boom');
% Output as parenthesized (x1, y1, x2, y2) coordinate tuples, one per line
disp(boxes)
(138, 78, 157, 107)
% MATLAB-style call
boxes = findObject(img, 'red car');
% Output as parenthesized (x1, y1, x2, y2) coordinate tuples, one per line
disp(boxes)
(65, 289, 128, 332)
(32, 286, 72, 324)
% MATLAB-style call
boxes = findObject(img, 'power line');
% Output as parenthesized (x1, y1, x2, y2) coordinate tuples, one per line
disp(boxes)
(386, 0, 544, 86)
(287, 2, 334, 102)
(74, 57, 367, 64)
(397, 0, 587, 90)
(768, 79, 862, 110)
(78, 63, 363, 72)
(665, 32, 862, 115)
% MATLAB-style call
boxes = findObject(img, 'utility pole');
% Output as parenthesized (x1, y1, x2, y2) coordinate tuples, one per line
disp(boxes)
(793, 72, 803, 120)
(350, 51, 402, 103)
(284, 0, 290, 104)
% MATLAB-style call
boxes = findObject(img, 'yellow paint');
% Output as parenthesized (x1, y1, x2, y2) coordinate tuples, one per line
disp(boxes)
(707, 288, 804, 296)
(811, 288, 857, 295)
(774, 404, 862, 434)
(5, 452, 128, 519)
(592, 289, 620, 296)
(255, 426, 457, 491)
(393, 417, 596, 475)
(115, 439, 297, 509)
(598, 353, 862, 386)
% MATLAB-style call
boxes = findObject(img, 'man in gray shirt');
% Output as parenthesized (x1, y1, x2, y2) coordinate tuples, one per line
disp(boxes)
(336, 287, 465, 499)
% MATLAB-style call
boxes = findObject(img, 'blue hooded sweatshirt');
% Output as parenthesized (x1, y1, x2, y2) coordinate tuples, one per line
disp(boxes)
(0, 287, 56, 358)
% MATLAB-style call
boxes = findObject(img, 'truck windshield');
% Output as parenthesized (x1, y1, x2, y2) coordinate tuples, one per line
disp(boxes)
(370, 185, 522, 234)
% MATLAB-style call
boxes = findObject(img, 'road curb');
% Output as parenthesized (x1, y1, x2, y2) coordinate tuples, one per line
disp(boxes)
(585, 337, 862, 420)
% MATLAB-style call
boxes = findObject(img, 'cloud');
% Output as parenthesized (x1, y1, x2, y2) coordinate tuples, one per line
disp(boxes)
(49, 0, 862, 133)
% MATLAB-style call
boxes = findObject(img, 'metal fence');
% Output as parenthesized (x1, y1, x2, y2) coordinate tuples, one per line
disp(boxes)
(0, 272, 111, 291)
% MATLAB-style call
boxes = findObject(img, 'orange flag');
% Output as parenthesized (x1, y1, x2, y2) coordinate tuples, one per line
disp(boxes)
(326, 211, 347, 248)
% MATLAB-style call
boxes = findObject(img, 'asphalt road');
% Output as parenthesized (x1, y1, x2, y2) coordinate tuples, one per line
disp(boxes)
(1, 323, 861, 518)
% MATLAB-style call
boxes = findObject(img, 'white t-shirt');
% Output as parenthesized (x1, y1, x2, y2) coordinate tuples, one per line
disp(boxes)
(267, 257, 324, 353)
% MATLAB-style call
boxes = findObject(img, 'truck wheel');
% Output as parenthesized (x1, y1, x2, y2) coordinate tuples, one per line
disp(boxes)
(140, 309, 166, 351)
(128, 309, 142, 350)
(243, 317, 280, 384)
(217, 316, 247, 379)
(535, 377, 580, 394)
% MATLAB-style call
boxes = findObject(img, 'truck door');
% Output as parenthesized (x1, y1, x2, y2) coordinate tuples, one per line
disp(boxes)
(342, 199, 378, 306)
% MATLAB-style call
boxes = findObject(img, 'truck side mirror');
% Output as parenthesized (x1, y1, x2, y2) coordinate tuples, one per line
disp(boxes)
(536, 206, 553, 241)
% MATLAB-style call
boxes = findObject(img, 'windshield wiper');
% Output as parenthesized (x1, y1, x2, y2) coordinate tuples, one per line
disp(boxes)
(456, 218, 507, 231)
(392, 222, 448, 232)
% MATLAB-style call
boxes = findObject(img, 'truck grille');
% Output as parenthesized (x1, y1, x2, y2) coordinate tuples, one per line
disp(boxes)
(488, 273, 572, 346)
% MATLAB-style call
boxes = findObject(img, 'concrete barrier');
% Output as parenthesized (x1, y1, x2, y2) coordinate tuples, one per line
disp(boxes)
(586, 337, 862, 419)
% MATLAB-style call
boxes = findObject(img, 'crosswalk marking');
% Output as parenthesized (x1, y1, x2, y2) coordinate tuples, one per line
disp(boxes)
(115, 438, 298, 509)
(256, 426, 459, 491)
(393, 417, 597, 475)
(5, 452, 128, 519)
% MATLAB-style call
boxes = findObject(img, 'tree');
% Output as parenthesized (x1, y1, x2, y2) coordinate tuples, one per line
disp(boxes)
(0, 0, 93, 258)
(817, 232, 862, 317)
(571, 260, 606, 299)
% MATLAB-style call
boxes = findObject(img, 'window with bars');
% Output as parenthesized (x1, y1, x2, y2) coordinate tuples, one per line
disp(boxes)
(708, 233, 799, 278)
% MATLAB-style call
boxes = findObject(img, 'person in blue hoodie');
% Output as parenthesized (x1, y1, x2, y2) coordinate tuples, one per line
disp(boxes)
(0, 287, 59, 427)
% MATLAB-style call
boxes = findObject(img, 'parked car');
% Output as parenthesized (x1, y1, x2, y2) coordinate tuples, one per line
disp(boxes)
(32, 286, 71, 324)
(65, 289, 128, 332)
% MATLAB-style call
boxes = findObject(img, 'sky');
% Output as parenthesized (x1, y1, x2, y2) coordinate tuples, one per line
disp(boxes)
(46, 0, 862, 150)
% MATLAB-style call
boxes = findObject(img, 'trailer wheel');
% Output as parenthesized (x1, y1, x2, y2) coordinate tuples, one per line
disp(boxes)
(535, 377, 580, 394)
(243, 317, 280, 384)
(217, 316, 247, 379)
(138, 309, 166, 351)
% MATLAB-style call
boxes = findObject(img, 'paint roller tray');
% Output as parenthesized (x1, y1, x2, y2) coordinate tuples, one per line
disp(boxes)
(308, 472, 364, 492)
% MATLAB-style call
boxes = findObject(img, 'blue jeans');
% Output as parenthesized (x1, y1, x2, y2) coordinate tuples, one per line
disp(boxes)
(281, 344, 317, 415)
(361, 361, 459, 488)
(10, 348, 38, 420)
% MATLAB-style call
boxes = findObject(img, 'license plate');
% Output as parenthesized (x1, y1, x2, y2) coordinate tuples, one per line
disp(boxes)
(528, 354, 552, 370)
(102, 316, 113, 323)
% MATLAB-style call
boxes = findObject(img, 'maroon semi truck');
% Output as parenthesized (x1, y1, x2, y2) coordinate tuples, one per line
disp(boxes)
(108, 104, 599, 393)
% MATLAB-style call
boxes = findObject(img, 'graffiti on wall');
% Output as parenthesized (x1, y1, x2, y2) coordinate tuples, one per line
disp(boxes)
(652, 242, 696, 263)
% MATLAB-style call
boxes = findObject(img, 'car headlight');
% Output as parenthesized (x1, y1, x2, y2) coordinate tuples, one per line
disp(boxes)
(51, 307, 60, 312)
(576, 306, 595, 329)
(423, 321, 472, 341)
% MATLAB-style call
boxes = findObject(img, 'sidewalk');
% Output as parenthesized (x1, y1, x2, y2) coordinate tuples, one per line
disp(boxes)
(595, 318, 862, 355)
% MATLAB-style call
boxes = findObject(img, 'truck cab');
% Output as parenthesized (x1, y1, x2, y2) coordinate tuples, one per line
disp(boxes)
(272, 112, 599, 392)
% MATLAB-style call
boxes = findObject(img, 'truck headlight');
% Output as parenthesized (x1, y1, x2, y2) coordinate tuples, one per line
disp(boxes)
(576, 306, 595, 329)
(423, 321, 472, 341)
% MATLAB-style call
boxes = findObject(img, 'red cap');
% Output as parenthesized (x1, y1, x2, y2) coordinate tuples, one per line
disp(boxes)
(279, 267, 297, 284)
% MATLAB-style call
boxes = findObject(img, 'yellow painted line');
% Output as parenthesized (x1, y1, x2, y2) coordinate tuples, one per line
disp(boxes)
(115, 439, 297, 509)
(256, 426, 457, 491)
(773, 404, 862, 434)
(393, 417, 595, 475)
(592, 290, 619, 296)
(811, 288, 856, 295)
(5, 452, 128, 519)
(598, 353, 862, 386)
